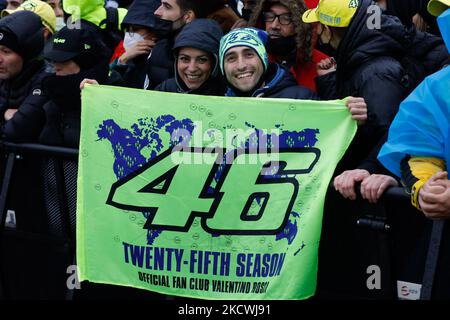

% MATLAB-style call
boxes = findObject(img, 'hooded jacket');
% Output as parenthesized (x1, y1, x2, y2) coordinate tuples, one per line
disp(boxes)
(0, 11, 44, 62)
(121, 0, 160, 30)
(248, 0, 328, 92)
(145, 3, 210, 90)
(155, 19, 226, 96)
(226, 63, 318, 99)
(315, 0, 410, 172)
(378, 8, 450, 178)
(110, 0, 161, 89)
(145, 37, 175, 89)
(0, 11, 50, 142)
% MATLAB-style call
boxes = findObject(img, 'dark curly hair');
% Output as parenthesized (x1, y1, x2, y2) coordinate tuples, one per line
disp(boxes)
(248, 0, 313, 64)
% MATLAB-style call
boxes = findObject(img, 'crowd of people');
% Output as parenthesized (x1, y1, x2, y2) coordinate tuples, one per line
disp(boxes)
(0, 0, 449, 235)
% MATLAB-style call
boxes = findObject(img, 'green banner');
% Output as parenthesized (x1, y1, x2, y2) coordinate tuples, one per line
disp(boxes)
(77, 85, 356, 300)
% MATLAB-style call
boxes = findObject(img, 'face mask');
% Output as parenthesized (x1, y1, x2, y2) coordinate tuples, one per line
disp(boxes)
(316, 26, 336, 56)
(123, 32, 145, 50)
(152, 17, 177, 39)
(267, 36, 296, 56)
(55, 17, 66, 32)
(241, 8, 252, 21)
(316, 38, 336, 57)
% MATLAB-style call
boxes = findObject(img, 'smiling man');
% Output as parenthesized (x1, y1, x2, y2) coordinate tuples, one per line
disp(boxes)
(220, 28, 317, 99)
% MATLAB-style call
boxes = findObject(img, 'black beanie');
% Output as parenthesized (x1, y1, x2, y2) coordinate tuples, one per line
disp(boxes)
(0, 11, 44, 61)
(0, 29, 21, 54)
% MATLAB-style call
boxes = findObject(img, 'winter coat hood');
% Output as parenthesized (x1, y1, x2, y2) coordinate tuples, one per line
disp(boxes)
(0, 11, 44, 61)
(172, 18, 223, 91)
(121, 0, 160, 30)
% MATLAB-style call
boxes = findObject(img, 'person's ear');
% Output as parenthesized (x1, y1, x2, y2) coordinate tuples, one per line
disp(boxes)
(184, 10, 195, 23)
(43, 28, 51, 41)
(323, 25, 333, 41)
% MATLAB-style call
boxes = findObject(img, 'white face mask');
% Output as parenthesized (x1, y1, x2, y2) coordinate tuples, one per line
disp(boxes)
(123, 32, 145, 50)
(55, 17, 66, 32)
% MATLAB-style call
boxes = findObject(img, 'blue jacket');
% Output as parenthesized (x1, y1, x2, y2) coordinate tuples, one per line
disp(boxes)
(378, 8, 450, 177)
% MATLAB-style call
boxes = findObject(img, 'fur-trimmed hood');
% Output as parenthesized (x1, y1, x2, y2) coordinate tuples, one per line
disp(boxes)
(247, 0, 312, 63)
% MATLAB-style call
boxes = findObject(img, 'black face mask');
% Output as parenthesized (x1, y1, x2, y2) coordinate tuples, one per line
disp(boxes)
(316, 34, 336, 57)
(266, 36, 297, 56)
(152, 17, 177, 39)
(241, 8, 252, 21)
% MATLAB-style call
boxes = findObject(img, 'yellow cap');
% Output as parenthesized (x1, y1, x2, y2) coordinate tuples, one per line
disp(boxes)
(302, 0, 359, 27)
(428, 0, 450, 16)
(1, 0, 56, 34)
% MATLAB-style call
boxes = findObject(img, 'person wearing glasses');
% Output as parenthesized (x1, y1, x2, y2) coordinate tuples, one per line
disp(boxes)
(247, 0, 328, 92)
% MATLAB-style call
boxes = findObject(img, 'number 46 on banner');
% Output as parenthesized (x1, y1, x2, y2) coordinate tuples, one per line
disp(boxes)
(107, 147, 320, 235)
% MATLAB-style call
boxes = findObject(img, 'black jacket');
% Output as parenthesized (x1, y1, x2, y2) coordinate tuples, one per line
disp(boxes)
(110, 0, 160, 89)
(155, 19, 226, 96)
(145, 37, 175, 89)
(316, 0, 409, 173)
(111, 54, 149, 89)
(0, 60, 50, 142)
(227, 63, 318, 100)
(38, 63, 109, 148)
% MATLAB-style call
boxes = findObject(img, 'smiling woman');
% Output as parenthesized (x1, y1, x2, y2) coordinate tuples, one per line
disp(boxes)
(177, 47, 212, 90)
(154, 18, 226, 96)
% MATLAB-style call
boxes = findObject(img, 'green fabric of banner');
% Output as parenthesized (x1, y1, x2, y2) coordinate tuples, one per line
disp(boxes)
(77, 85, 357, 300)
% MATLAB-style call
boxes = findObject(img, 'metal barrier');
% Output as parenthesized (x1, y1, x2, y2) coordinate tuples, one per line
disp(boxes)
(0, 142, 78, 299)
(317, 184, 447, 300)
(0, 142, 447, 300)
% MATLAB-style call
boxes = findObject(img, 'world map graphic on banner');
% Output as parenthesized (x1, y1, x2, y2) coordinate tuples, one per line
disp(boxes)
(77, 85, 356, 300)
(97, 116, 319, 253)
